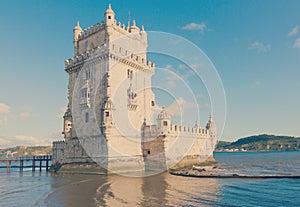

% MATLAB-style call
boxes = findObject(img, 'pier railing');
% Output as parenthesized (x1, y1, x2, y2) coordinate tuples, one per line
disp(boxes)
(0, 155, 52, 172)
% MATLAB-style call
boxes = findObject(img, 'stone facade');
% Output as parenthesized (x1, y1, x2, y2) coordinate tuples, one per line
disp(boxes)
(52, 4, 217, 174)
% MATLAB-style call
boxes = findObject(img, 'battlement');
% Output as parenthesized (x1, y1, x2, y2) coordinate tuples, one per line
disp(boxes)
(110, 44, 155, 70)
(170, 124, 208, 135)
(53, 140, 66, 149)
(65, 43, 155, 71)
(143, 125, 159, 137)
(77, 21, 105, 41)
(77, 17, 144, 42)
(143, 123, 209, 138)
(65, 45, 108, 68)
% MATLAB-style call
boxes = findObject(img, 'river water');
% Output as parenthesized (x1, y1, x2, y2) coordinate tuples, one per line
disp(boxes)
(0, 151, 299, 207)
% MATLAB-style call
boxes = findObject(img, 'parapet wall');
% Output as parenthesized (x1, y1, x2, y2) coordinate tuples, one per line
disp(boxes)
(77, 21, 106, 41)
(143, 124, 209, 138)
(52, 141, 66, 164)
(64, 43, 155, 72)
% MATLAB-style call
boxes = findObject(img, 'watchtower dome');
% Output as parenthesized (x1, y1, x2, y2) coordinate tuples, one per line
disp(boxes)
(105, 4, 115, 24)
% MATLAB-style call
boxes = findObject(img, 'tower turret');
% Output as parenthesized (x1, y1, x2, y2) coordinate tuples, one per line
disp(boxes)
(73, 21, 82, 42)
(130, 20, 140, 33)
(206, 116, 217, 137)
(73, 21, 82, 55)
(105, 4, 115, 25)
(157, 106, 171, 134)
(63, 107, 72, 142)
(194, 120, 201, 132)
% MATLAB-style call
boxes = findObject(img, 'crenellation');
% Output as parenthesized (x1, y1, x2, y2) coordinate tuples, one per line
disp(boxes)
(77, 21, 105, 41)
(65, 46, 109, 69)
(144, 120, 211, 137)
(109, 44, 154, 71)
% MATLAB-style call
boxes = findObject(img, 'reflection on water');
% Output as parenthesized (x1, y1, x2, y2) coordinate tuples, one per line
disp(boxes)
(47, 173, 221, 207)
(1, 151, 300, 206)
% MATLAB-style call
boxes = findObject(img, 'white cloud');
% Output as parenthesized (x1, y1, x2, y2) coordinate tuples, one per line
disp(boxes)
(190, 63, 200, 70)
(293, 38, 300, 48)
(0, 135, 51, 148)
(181, 22, 207, 33)
(48, 129, 63, 140)
(0, 103, 11, 114)
(200, 103, 209, 108)
(164, 64, 174, 70)
(0, 118, 8, 126)
(178, 64, 187, 69)
(56, 106, 67, 118)
(288, 26, 299, 37)
(167, 97, 197, 117)
(248, 41, 271, 52)
(16, 112, 31, 120)
(197, 93, 205, 99)
(254, 80, 262, 86)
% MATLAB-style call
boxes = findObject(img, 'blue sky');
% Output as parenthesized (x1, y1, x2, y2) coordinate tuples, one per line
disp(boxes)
(0, 0, 300, 146)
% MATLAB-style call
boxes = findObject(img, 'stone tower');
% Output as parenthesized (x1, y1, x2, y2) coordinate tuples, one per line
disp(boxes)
(56, 4, 156, 174)
(52, 4, 217, 174)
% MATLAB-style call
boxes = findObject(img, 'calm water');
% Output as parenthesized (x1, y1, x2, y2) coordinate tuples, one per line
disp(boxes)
(0, 151, 299, 207)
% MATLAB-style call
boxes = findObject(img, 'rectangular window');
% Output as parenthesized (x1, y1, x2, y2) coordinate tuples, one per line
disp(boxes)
(105, 111, 110, 117)
(86, 71, 90, 80)
(163, 121, 168, 126)
(151, 101, 155, 106)
(85, 112, 89, 123)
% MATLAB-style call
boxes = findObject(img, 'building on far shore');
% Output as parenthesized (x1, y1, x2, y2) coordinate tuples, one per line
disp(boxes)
(52, 4, 217, 174)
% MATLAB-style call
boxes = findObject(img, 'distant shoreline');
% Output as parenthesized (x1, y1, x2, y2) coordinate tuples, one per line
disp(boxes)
(214, 149, 300, 153)
(216, 134, 300, 152)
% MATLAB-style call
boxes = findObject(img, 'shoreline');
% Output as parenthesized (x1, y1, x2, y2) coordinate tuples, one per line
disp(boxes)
(169, 171, 300, 179)
(214, 150, 300, 153)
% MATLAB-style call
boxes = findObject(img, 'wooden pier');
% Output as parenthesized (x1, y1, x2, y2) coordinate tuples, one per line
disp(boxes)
(0, 155, 52, 172)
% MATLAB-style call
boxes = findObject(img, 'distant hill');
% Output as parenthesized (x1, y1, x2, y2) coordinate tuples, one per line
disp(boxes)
(216, 134, 300, 151)
(1, 135, 299, 156)
(0, 146, 52, 157)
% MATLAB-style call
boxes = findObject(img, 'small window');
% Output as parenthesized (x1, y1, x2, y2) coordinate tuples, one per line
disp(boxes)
(85, 112, 89, 123)
(163, 121, 168, 126)
(105, 111, 109, 117)
(86, 70, 90, 80)
(147, 150, 151, 155)
(151, 101, 155, 106)
(108, 16, 111, 19)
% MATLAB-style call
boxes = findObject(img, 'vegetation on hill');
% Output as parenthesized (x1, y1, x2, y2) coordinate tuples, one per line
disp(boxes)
(216, 134, 300, 151)
(0, 146, 52, 157)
